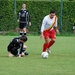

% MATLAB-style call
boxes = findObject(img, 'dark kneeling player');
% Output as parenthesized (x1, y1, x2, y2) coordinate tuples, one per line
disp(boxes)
(7, 35, 28, 57)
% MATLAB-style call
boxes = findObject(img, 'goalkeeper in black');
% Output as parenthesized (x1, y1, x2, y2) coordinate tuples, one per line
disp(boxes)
(17, 3, 31, 36)
(7, 35, 28, 57)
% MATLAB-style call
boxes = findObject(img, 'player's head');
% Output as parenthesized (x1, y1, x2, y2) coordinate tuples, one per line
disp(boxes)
(49, 10, 56, 18)
(22, 3, 26, 9)
(20, 35, 28, 43)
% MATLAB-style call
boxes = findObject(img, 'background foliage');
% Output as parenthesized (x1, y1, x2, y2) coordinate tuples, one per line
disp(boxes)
(0, 0, 75, 34)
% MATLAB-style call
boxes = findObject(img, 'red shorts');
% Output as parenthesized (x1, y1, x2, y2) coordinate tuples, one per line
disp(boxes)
(43, 29, 56, 39)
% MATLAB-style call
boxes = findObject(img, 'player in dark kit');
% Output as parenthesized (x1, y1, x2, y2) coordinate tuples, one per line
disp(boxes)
(7, 35, 28, 57)
(17, 3, 31, 36)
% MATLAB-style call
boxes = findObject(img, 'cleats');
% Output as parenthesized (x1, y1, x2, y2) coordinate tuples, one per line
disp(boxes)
(24, 52, 29, 55)
(47, 49, 51, 53)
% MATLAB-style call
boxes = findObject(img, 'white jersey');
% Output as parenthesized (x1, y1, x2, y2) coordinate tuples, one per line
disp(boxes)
(41, 15, 57, 32)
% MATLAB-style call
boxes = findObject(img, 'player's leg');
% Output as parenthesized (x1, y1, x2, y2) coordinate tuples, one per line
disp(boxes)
(47, 29, 56, 50)
(8, 52, 14, 57)
(20, 29, 23, 36)
(46, 38, 55, 53)
(22, 45, 29, 56)
(24, 45, 29, 55)
(23, 23, 27, 35)
(42, 30, 50, 52)
(23, 45, 29, 55)
(21, 45, 27, 56)
(23, 27, 27, 35)
(7, 46, 14, 57)
(11, 49, 18, 56)
(19, 23, 24, 36)
(7, 45, 13, 57)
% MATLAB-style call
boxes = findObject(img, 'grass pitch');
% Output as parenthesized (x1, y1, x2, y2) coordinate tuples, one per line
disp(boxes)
(0, 35, 75, 75)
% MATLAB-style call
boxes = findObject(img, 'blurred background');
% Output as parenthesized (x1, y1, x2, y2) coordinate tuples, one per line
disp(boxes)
(0, 0, 75, 35)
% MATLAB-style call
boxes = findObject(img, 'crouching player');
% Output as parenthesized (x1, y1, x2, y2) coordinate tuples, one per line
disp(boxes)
(7, 35, 28, 57)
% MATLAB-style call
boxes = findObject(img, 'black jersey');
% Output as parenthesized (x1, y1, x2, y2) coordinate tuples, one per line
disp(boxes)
(8, 37, 23, 54)
(18, 9, 30, 24)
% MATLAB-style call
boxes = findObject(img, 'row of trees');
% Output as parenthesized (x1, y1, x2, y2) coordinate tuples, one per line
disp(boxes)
(0, 0, 75, 34)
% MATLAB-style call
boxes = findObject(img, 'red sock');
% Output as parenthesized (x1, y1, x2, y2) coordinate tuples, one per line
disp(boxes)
(47, 40, 55, 49)
(42, 43, 48, 52)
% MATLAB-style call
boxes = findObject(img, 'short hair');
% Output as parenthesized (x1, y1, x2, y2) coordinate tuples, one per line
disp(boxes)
(50, 10, 55, 14)
(20, 35, 28, 42)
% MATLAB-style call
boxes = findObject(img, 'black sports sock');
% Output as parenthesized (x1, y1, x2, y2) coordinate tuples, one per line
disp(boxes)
(20, 31, 23, 36)
(24, 32, 26, 35)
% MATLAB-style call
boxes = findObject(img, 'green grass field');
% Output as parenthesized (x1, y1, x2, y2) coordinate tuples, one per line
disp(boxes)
(0, 35, 75, 75)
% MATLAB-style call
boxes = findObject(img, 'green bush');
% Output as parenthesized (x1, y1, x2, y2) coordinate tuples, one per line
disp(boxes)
(0, 0, 75, 34)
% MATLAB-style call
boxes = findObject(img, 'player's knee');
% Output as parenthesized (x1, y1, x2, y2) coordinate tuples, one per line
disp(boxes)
(23, 45, 27, 49)
(45, 39, 50, 44)
(23, 28, 26, 31)
(51, 39, 56, 42)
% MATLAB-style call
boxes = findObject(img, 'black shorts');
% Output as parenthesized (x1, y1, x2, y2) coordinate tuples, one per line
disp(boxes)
(7, 46, 18, 56)
(19, 23, 27, 29)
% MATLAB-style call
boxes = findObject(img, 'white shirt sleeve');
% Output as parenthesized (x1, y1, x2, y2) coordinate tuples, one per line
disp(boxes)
(41, 17, 46, 32)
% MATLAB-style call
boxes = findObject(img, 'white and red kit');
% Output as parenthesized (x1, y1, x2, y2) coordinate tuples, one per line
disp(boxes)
(41, 15, 58, 52)
(41, 15, 57, 39)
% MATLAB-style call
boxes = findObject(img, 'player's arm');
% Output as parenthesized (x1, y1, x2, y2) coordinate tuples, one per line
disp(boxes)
(27, 11, 31, 26)
(17, 11, 21, 22)
(54, 18, 59, 34)
(40, 17, 46, 39)
(18, 43, 23, 57)
(54, 26, 59, 34)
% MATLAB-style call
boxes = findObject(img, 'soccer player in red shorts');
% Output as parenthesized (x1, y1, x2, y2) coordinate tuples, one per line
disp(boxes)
(40, 10, 59, 53)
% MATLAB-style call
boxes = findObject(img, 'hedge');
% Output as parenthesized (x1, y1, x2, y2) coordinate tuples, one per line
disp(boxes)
(0, 0, 75, 34)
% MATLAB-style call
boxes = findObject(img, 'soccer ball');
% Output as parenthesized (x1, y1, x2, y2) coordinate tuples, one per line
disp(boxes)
(41, 52, 48, 59)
